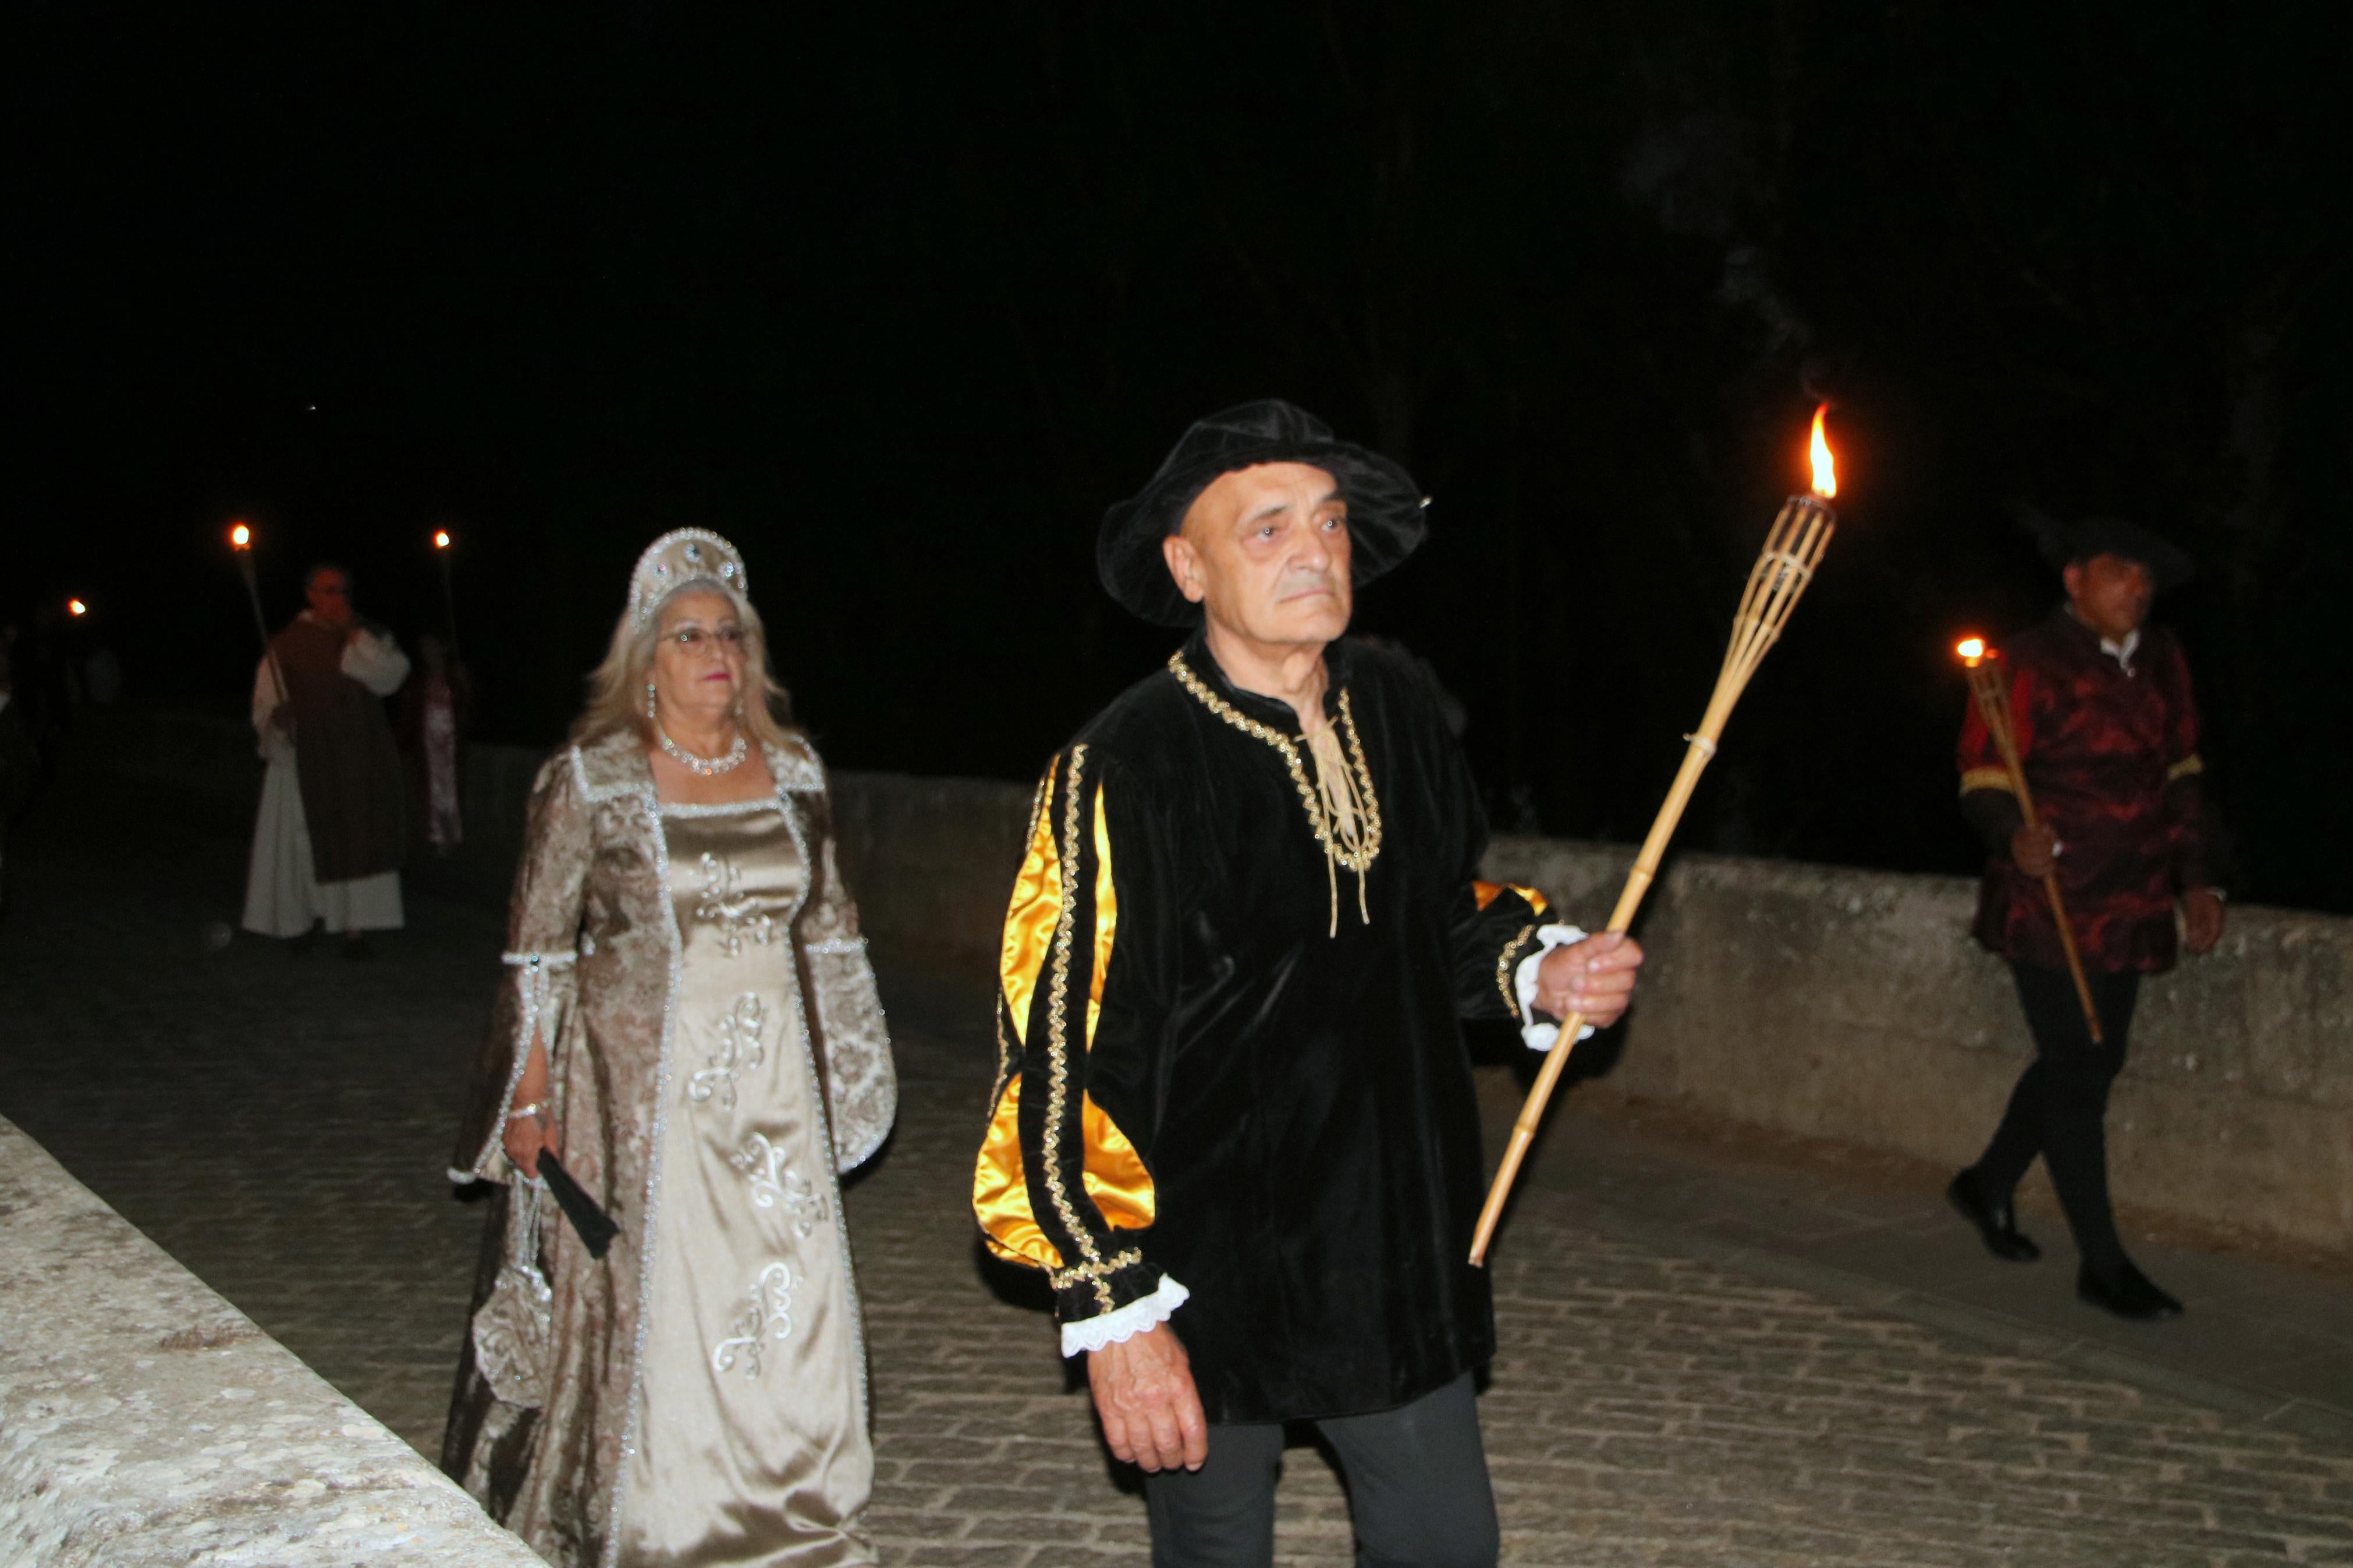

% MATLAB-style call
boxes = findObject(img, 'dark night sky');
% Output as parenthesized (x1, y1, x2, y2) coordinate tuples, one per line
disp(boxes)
(9, 5, 2351, 906)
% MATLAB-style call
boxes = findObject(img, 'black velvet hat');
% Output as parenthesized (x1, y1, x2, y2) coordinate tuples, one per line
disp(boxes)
(1097, 399, 1429, 626)
(2015, 503, 2196, 591)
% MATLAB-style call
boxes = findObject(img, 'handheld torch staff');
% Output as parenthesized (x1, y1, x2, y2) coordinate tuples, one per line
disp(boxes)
(432, 528, 462, 665)
(1954, 637, 2103, 1043)
(1468, 407, 1841, 1267)
(230, 523, 295, 745)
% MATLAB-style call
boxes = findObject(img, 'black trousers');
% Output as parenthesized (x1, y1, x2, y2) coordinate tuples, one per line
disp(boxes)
(1142, 1373, 1499, 1568)
(1971, 959, 2142, 1272)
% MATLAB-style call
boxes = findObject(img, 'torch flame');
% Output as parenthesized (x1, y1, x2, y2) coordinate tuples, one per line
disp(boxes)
(1809, 404, 1837, 499)
(434, 529, 451, 550)
(68, 598, 87, 617)
(1956, 637, 1987, 666)
(230, 523, 251, 549)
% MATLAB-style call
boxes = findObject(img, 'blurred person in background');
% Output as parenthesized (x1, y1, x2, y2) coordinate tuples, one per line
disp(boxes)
(242, 562, 410, 958)
(1946, 513, 2220, 1322)
(399, 630, 471, 856)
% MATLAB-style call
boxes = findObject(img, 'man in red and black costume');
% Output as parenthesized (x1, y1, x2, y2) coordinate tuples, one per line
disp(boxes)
(1946, 513, 2223, 1321)
(972, 401, 1644, 1565)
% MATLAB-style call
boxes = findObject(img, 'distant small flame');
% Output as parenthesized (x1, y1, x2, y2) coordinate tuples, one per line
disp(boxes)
(1956, 637, 1987, 666)
(434, 529, 452, 550)
(230, 523, 251, 549)
(68, 598, 87, 617)
(1809, 405, 1837, 499)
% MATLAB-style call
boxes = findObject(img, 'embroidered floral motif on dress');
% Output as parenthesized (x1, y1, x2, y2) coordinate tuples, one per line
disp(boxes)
(709, 1261, 796, 1376)
(687, 992, 767, 1109)
(730, 1132, 828, 1239)
(694, 851, 776, 955)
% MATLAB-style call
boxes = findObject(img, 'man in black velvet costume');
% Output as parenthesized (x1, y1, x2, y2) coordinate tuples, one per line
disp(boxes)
(972, 401, 1643, 1565)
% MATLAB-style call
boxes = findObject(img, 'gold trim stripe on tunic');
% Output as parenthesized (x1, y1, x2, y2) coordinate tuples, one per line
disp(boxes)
(999, 769, 1060, 1044)
(1050, 1247, 1144, 1295)
(1040, 747, 1117, 1312)
(1088, 783, 1117, 1049)
(972, 1075, 1058, 1270)
(1473, 880, 1549, 916)
(1959, 766, 2015, 797)
(1497, 923, 1538, 1021)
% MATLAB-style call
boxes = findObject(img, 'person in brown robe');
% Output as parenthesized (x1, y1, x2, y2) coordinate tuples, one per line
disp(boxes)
(240, 563, 411, 955)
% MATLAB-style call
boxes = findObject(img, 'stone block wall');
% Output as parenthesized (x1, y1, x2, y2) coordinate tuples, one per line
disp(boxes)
(1481, 837, 2353, 1254)
(85, 709, 2353, 1253)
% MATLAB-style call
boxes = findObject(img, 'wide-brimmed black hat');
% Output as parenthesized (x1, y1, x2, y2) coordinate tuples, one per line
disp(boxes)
(2014, 503, 2195, 591)
(1097, 399, 1428, 626)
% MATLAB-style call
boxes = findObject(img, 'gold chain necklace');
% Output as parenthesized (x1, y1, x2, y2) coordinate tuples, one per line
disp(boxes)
(1169, 651, 1383, 934)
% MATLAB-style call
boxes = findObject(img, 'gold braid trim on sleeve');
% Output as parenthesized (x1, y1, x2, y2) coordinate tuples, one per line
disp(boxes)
(1048, 1247, 1144, 1295)
(1959, 766, 2015, 798)
(1039, 746, 1117, 1313)
(2166, 753, 2205, 783)
(1496, 924, 1538, 1022)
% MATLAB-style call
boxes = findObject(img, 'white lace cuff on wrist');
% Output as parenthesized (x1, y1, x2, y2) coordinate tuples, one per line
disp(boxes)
(1514, 923, 1599, 1053)
(1061, 1274, 1191, 1358)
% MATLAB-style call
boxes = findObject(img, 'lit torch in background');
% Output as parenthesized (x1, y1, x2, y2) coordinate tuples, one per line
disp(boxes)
(1956, 636, 2102, 1042)
(67, 598, 88, 618)
(230, 522, 294, 742)
(1468, 406, 1843, 1265)
(432, 528, 461, 664)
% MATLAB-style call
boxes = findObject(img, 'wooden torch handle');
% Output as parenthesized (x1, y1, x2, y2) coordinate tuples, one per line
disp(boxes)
(1470, 494, 1833, 1267)
(1467, 733, 1714, 1267)
(1967, 666, 2102, 1045)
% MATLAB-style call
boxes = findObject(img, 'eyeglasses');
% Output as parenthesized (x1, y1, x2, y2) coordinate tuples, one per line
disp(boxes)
(666, 625, 749, 655)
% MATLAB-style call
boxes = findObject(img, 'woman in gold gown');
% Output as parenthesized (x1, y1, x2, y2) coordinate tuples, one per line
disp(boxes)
(443, 529, 896, 1566)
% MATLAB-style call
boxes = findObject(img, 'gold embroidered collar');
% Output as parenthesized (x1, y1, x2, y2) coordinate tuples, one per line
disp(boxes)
(1168, 650, 1383, 935)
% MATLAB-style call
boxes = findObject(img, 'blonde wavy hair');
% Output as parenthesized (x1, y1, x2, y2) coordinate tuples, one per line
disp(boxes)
(575, 578, 796, 750)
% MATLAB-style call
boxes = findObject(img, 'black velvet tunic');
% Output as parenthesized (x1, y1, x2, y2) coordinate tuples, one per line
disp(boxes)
(973, 630, 1554, 1424)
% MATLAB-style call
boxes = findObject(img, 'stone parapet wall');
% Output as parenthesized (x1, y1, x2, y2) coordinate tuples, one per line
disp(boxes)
(1480, 838, 2353, 1255)
(0, 1117, 545, 1567)
(86, 710, 2353, 1251)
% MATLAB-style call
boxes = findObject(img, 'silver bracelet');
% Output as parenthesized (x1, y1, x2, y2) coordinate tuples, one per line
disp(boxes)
(505, 1102, 544, 1123)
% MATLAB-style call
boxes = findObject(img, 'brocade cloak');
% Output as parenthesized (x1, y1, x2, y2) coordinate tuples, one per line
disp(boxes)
(973, 631, 1556, 1424)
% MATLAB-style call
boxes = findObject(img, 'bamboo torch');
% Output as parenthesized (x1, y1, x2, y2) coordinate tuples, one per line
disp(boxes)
(1468, 407, 1841, 1267)
(230, 523, 294, 742)
(432, 528, 461, 665)
(1955, 638, 2103, 1043)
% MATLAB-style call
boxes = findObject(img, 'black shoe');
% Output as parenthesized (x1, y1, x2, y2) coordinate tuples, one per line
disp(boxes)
(1946, 1170, 2042, 1263)
(287, 925, 320, 956)
(342, 931, 375, 961)
(2078, 1260, 2184, 1321)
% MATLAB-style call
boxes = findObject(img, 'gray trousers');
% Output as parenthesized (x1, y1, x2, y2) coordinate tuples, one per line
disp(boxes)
(1142, 1373, 1500, 1568)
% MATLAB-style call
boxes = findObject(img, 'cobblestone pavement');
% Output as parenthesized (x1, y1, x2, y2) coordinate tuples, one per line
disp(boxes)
(5, 761, 2353, 1565)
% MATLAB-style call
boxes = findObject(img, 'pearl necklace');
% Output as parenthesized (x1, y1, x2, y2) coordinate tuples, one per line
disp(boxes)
(656, 724, 748, 776)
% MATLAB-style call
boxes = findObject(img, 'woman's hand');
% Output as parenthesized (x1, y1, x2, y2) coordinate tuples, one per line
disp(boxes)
(503, 1033, 555, 1178)
(503, 1107, 559, 1179)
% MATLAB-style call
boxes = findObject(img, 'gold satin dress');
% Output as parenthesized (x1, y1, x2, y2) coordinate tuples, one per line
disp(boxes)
(617, 798, 874, 1565)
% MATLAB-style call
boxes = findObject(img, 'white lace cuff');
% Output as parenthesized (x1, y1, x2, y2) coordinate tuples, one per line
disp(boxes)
(1060, 1274, 1190, 1358)
(1515, 924, 1600, 1053)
